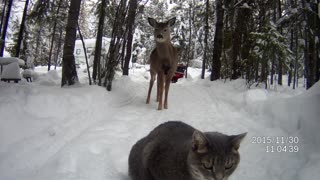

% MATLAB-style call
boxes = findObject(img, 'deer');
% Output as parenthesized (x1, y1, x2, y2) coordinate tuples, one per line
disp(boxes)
(146, 17, 178, 110)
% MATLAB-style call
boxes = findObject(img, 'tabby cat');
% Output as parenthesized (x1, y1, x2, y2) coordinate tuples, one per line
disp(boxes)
(128, 121, 247, 180)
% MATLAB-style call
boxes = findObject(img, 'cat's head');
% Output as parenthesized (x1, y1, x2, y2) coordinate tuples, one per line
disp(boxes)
(188, 130, 247, 180)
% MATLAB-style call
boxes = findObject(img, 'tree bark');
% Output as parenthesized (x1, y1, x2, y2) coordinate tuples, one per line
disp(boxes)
(61, 0, 81, 87)
(55, 28, 63, 70)
(48, 0, 62, 71)
(231, 0, 253, 80)
(277, 0, 283, 85)
(15, 0, 29, 58)
(104, 0, 127, 91)
(0, 0, 13, 57)
(123, 0, 138, 76)
(92, 0, 107, 84)
(0, 0, 7, 34)
(201, 0, 209, 79)
(78, 22, 92, 85)
(210, 0, 224, 81)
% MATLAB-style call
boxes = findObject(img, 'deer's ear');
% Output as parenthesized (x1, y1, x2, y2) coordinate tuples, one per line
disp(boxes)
(168, 17, 176, 27)
(148, 17, 157, 27)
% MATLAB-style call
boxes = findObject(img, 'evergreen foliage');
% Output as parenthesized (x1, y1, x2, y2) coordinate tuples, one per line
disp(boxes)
(1, 0, 318, 89)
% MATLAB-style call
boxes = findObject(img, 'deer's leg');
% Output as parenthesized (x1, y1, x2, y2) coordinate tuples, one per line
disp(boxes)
(146, 73, 155, 104)
(157, 73, 164, 110)
(156, 74, 160, 102)
(164, 74, 172, 109)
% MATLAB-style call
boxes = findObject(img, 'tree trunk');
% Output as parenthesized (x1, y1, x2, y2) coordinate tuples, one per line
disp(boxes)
(78, 22, 92, 85)
(104, 0, 127, 91)
(270, 59, 275, 85)
(293, 25, 298, 89)
(316, 42, 319, 82)
(0, 0, 13, 57)
(0, 0, 7, 34)
(210, 0, 224, 81)
(288, 28, 294, 87)
(55, 28, 63, 70)
(61, 0, 81, 87)
(306, 35, 316, 89)
(48, 0, 62, 71)
(15, 0, 29, 58)
(201, 0, 209, 79)
(92, 0, 107, 84)
(186, 2, 194, 79)
(277, 0, 283, 85)
(123, 0, 138, 76)
(231, 0, 253, 80)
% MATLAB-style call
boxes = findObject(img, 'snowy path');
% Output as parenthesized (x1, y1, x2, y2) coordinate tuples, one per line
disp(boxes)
(0, 67, 319, 180)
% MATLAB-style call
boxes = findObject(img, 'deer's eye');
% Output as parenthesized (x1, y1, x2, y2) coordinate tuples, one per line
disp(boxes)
(164, 29, 167, 32)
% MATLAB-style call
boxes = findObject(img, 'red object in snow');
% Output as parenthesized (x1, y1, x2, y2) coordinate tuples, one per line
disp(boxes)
(172, 64, 187, 83)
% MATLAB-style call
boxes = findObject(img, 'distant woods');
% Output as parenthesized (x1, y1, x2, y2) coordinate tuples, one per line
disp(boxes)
(0, 0, 319, 90)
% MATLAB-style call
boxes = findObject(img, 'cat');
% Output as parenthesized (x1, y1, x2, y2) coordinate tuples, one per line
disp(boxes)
(128, 121, 247, 180)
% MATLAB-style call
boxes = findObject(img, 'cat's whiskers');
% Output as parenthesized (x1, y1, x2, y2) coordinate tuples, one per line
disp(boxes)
(189, 164, 214, 180)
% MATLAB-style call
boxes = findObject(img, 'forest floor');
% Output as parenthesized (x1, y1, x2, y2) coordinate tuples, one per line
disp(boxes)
(0, 65, 319, 180)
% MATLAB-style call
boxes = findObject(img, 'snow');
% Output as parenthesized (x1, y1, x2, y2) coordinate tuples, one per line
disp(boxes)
(240, 3, 251, 9)
(0, 66, 319, 180)
(0, 57, 25, 66)
(0, 62, 22, 79)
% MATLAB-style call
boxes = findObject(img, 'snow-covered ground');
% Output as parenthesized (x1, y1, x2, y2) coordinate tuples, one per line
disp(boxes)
(0, 65, 319, 180)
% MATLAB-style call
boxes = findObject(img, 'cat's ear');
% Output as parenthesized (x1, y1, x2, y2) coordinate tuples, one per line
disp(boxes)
(192, 130, 208, 154)
(230, 132, 247, 151)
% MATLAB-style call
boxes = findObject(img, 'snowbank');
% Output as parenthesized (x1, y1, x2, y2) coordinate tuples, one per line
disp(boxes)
(0, 66, 319, 180)
(1, 62, 22, 79)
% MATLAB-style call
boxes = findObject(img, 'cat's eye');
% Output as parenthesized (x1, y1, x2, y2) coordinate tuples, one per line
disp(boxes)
(203, 163, 212, 170)
(225, 160, 233, 170)
(202, 159, 213, 170)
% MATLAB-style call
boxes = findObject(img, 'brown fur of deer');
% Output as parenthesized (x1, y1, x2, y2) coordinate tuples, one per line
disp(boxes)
(146, 17, 178, 110)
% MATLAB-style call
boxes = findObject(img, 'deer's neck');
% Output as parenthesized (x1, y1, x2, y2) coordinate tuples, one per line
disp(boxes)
(155, 41, 173, 58)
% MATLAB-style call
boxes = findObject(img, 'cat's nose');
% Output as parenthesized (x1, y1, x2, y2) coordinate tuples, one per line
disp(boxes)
(215, 173, 224, 180)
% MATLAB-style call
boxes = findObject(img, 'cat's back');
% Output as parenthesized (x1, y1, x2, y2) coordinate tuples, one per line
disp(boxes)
(131, 121, 195, 152)
(149, 121, 195, 139)
(128, 121, 195, 180)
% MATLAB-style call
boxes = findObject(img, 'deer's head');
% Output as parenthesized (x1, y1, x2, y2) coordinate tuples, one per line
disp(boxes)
(148, 17, 176, 43)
